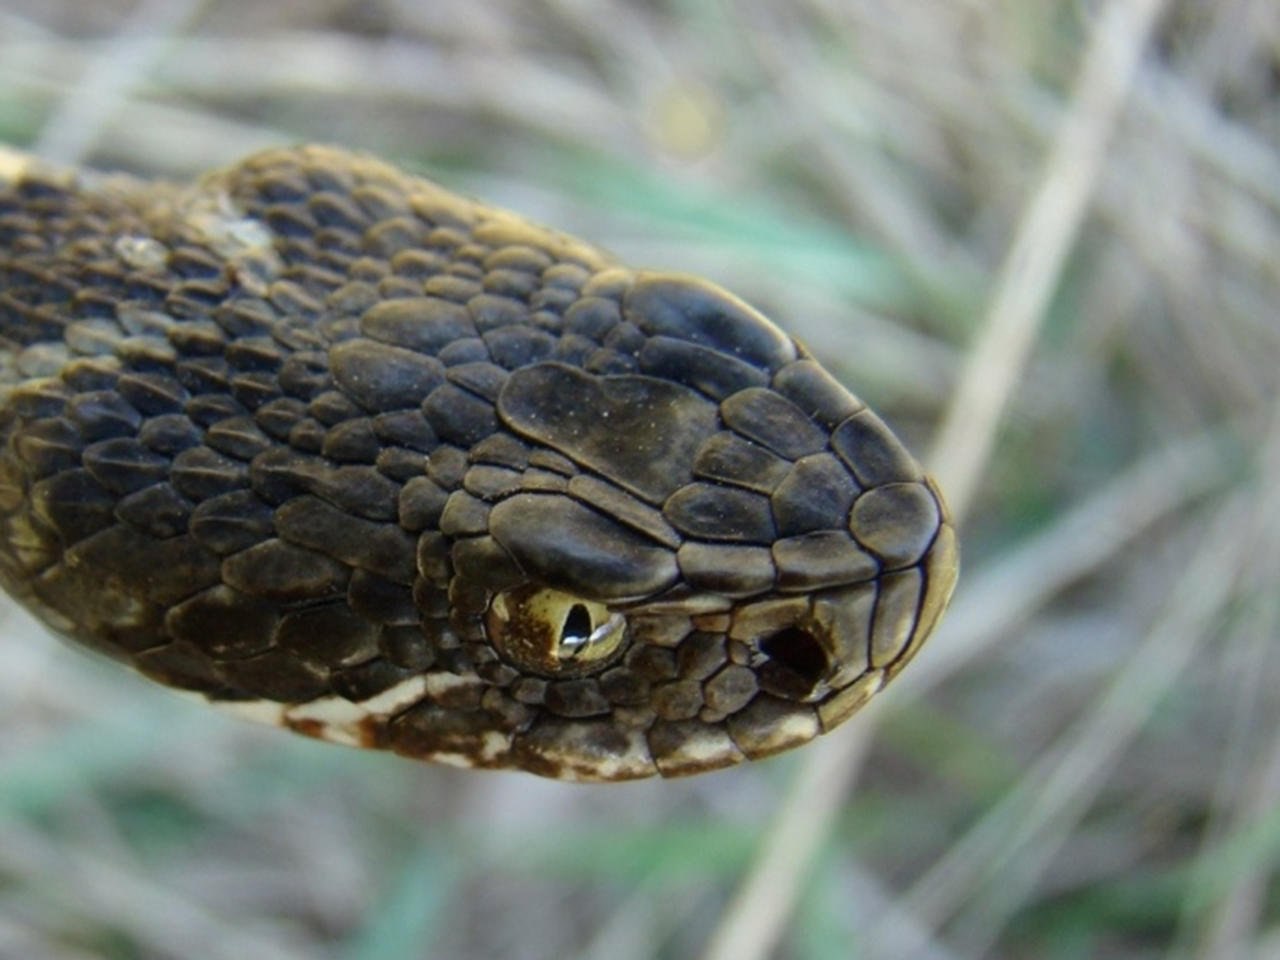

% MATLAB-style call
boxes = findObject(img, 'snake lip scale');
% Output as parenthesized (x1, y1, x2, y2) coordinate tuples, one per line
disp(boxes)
(0, 145, 957, 781)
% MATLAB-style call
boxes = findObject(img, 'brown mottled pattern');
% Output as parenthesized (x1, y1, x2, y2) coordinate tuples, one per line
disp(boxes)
(0, 145, 957, 781)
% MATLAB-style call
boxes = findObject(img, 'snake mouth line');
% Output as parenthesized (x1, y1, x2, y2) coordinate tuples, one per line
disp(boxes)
(200, 515, 956, 782)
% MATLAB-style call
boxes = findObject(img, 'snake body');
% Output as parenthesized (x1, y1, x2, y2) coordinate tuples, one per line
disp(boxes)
(0, 146, 956, 780)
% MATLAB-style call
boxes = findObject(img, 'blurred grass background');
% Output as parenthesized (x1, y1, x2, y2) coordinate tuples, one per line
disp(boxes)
(1, 1, 1278, 958)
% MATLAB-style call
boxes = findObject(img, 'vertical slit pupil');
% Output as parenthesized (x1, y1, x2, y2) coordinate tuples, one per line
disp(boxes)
(562, 604, 594, 645)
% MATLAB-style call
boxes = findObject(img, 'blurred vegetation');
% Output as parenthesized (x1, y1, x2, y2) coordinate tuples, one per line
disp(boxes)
(1, 1, 1278, 958)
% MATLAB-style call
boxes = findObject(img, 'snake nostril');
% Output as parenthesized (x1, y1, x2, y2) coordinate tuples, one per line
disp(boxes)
(757, 626, 829, 700)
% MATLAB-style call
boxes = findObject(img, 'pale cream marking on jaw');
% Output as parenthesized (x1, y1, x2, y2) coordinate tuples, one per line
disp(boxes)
(554, 754, 656, 783)
(426, 752, 480, 769)
(194, 675, 435, 745)
(424, 672, 483, 698)
(582, 747, 655, 781)
(359, 675, 431, 715)
(520, 729, 655, 782)
(479, 730, 511, 762)
(663, 730, 742, 769)
(285, 696, 367, 727)
(283, 677, 436, 745)
(770, 710, 821, 746)
(401, 734, 513, 770)
(817, 670, 884, 731)
(208, 698, 287, 727)
(283, 697, 368, 746)
(323, 728, 363, 747)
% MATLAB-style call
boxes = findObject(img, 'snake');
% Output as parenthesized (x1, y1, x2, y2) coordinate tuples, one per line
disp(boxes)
(0, 144, 957, 781)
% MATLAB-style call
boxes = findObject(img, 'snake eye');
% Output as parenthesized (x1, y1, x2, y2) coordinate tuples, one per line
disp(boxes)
(486, 585, 627, 676)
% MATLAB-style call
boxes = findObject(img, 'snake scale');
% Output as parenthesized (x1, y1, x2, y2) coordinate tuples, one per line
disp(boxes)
(0, 145, 957, 781)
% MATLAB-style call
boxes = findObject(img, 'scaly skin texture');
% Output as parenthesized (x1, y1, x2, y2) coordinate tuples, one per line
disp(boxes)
(0, 145, 957, 780)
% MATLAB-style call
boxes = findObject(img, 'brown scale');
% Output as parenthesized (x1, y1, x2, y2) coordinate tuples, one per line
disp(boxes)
(0, 144, 958, 780)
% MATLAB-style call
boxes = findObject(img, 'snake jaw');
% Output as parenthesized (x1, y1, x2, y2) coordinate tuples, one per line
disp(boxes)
(0, 145, 958, 781)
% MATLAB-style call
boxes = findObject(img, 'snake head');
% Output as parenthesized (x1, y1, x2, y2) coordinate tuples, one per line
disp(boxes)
(0, 148, 955, 781)
(397, 272, 958, 779)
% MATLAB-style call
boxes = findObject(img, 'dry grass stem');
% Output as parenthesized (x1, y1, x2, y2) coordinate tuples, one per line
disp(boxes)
(702, 2, 1170, 956)
(0, 2, 1274, 957)
(930, 0, 1173, 518)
